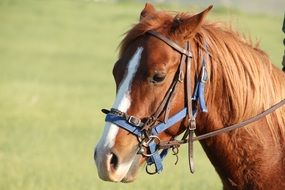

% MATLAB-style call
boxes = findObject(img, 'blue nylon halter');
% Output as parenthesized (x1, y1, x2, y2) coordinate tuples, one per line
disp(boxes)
(104, 33, 209, 174)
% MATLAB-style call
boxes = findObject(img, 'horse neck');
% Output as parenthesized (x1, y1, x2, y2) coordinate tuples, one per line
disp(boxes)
(194, 74, 285, 188)
(192, 30, 285, 188)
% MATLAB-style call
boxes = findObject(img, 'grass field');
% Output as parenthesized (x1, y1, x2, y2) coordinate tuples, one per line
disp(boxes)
(0, 0, 284, 190)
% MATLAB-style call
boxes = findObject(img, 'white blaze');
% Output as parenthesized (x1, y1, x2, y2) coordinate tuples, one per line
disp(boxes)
(97, 47, 143, 149)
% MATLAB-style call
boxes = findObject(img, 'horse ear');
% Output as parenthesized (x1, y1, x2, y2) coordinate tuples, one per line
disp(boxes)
(174, 5, 213, 39)
(140, 3, 156, 20)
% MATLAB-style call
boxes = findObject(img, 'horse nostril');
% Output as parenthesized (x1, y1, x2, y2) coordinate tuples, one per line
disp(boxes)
(110, 152, 119, 171)
(94, 148, 97, 161)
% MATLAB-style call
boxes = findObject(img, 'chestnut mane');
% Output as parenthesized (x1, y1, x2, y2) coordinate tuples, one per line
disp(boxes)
(119, 9, 285, 144)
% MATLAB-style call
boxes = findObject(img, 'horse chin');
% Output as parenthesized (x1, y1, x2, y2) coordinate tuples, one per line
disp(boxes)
(120, 154, 143, 183)
(121, 175, 137, 183)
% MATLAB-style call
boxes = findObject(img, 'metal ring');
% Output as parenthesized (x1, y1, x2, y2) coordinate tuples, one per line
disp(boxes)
(141, 135, 161, 148)
(145, 163, 158, 175)
(141, 150, 157, 157)
(140, 135, 161, 157)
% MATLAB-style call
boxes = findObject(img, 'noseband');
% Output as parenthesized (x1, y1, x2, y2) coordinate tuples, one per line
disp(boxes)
(102, 30, 285, 175)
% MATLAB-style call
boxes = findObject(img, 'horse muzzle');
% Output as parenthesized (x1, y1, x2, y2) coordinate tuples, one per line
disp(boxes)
(94, 129, 142, 183)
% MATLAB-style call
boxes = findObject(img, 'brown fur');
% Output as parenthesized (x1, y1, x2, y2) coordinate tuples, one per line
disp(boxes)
(115, 4, 285, 189)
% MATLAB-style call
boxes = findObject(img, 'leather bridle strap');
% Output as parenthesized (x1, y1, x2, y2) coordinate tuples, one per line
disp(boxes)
(147, 31, 199, 173)
(141, 68, 182, 131)
(159, 98, 285, 148)
(184, 41, 196, 173)
(147, 30, 192, 57)
(195, 98, 285, 141)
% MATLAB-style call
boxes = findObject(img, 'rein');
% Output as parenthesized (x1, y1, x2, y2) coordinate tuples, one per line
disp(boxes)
(102, 30, 285, 175)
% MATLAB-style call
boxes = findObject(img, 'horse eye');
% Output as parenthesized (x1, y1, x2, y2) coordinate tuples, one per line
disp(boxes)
(152, 73, 166, 83)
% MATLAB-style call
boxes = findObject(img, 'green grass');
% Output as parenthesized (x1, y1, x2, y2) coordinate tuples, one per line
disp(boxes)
(0, 0, 283, 190)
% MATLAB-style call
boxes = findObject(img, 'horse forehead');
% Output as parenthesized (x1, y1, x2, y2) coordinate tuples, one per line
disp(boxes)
(117, 36, 176, 77)
(144, 38, 180, 66)
(146, 37, 174, 57)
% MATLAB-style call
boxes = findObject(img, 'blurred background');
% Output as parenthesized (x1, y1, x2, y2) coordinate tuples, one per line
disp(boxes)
(0, 0, 284, 190)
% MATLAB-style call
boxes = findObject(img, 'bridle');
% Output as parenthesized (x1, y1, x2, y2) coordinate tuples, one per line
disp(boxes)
(102, 30, 285, 175)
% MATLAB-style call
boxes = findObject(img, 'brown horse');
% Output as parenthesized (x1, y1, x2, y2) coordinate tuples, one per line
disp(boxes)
(94, 3, 285, 189)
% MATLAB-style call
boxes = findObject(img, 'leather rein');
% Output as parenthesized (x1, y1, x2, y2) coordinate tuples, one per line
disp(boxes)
(102, 30, 285, 175)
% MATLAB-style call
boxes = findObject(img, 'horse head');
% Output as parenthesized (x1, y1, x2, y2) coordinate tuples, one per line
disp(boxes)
(94, 3, 212, 182)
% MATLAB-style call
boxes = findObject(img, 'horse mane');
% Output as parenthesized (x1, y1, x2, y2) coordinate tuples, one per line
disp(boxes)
(198, 23, 285, 143)
(119, 10, 285, 144)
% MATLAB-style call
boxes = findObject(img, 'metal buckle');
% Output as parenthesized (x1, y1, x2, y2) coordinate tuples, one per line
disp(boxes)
(189, 119, 196, 131)
(128, 116, 141, 127)
(178, 70, 184, 82)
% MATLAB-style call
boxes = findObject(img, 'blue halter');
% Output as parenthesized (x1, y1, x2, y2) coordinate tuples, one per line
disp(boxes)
(102, 31, 209, 174)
